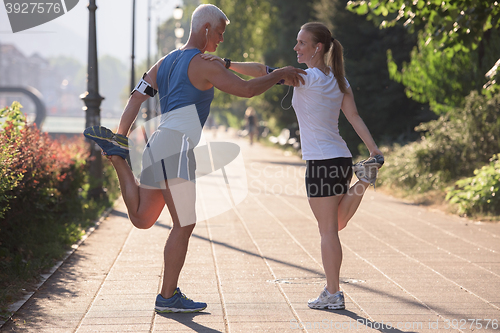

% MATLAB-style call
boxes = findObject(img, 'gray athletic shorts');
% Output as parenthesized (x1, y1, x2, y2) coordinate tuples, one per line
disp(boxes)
(140, 128, 196, 188)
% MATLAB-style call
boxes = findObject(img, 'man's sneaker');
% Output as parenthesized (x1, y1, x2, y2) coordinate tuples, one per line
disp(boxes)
(308, 287, 345, 310)
(155, 288, 207, 313)
(83, 125, 130, 159)
(353, 154, 384, 185)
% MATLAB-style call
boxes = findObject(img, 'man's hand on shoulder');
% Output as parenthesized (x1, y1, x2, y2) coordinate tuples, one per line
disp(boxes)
(276, 66, 307, 87)
(188, 53, 227, 90)
(200, 53, 225, 67)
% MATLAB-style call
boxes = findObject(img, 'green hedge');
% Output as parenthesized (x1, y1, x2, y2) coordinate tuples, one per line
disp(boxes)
(376, 91, 500, 218)
(378, 91, 500, 193)
(0, 102, 119, 319)
(446, 154, 500, 217)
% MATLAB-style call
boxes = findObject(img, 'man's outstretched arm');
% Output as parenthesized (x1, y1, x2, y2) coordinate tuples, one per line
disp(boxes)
(200, 54, 269, 78)
(192, 54, 305, 98)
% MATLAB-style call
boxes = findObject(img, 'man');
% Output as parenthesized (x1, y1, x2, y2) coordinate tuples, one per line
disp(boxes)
(84, 4, 305, 313)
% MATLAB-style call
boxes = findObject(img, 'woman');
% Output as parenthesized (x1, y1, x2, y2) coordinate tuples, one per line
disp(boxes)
(202, 22, 384, 310)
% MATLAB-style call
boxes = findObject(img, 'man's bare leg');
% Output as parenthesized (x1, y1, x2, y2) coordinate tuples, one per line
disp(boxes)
(159, 178, 197, 298)
(109, 155, 165, 229)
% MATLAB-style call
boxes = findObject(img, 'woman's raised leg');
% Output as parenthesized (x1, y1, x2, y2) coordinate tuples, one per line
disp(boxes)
(337, 180, 370, 231)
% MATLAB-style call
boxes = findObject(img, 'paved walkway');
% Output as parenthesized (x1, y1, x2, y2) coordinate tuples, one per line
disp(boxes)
(1, 129, 499, 333)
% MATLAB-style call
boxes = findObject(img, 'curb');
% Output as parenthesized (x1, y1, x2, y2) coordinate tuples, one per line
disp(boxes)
(0, 205, 115, 328)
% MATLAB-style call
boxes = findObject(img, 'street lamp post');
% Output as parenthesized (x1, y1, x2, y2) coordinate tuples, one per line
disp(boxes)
(145, 0, 152, 121)
(130, 0, 136, 93)
(173, 6, 184, 49)
(81, 0, 105, 199)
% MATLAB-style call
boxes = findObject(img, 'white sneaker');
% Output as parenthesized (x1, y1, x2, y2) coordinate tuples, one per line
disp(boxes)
(353, 154, 384, 185)
(307, 288, 345, 310)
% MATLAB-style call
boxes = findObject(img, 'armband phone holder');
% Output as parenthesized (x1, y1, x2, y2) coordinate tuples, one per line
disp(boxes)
(131, 73, 158, 97)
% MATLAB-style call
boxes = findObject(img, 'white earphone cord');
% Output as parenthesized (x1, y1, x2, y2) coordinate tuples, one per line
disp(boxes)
(280, 85, 293, 110)
(281, 45, 319, 110)
(201, 28, 209, 52)
(143, 26, 211, 117)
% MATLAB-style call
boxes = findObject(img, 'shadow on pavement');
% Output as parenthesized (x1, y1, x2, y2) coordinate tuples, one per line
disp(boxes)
(156, 312, 222, 333)
(109, 209, 128, 219)
(154, 223, 325, 277)
(344, 281, 451, 315)
(0, 250, 91, 332)
(308, 309, 418, 333)
(252, 160, 306, 168)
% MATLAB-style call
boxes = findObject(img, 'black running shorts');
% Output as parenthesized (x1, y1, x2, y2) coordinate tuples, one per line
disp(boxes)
(305, 157, 353, 198)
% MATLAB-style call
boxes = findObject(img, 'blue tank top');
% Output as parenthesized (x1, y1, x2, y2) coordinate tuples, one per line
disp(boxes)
(156, 48, 214, 127)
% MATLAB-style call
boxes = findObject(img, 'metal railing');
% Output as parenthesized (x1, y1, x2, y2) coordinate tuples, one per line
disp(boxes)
(0, 86, 46, 128)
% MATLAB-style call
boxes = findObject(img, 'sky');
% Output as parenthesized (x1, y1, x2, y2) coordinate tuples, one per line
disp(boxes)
(0, 0, 180, 66)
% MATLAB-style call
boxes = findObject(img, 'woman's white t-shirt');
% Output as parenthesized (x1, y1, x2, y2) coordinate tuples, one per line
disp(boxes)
(291, 67, 352, 160)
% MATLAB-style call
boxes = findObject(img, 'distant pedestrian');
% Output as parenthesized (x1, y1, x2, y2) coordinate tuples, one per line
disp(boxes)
(202, 22, 384, 310)
(244, 106, 258, 145)
(206, 115, 218, 138)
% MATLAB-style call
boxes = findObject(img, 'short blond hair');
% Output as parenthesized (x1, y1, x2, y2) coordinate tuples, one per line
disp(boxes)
(191, 4, 230, 33)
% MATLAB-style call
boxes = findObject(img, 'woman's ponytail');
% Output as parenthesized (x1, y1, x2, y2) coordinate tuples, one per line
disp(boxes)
(328, 38, 347, 94)
(301, 22, 348, 94)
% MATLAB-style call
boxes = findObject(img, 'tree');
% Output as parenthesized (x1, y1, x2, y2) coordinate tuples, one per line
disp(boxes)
(258, 0, 316, 129)
(157, 6, 193, 58)
(347, 0, 500, 112)
(205, 0, 315, 130)
(315, 0, 434, 153)
(386, 35, 497, 113)
(347, 0, 499, 55)
(155, 0, 434, 152)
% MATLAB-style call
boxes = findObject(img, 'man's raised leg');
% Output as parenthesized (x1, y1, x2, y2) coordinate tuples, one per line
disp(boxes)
(108, 155, 165, 229)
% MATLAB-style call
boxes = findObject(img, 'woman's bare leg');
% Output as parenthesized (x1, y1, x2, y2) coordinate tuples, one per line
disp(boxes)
(309, 195, 343, 294)
(109, 155, 165, 229)
(337, 180, 370, 231)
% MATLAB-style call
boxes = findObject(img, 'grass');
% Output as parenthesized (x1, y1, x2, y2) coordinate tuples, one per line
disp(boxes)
(0, 176, 119, 320)
(0, 102, 123, 321)
(376, 165, 500, 223)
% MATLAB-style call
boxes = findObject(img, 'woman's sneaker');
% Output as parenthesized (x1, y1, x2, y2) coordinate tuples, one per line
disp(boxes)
(308, 288, 345, 310)
(83, 126, 130, 159)
(353, 154, 384, 185)
(155, 288, 207, 313)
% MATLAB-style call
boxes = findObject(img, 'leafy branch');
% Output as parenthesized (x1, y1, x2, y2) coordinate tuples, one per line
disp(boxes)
(347, 0, 500, 55)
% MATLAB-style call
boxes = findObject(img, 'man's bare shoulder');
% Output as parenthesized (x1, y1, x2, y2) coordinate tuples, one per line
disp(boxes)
(155, 55, 167, 68)
(190, 53, 225, 73)
(188, 53, 227, 90)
